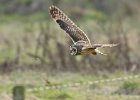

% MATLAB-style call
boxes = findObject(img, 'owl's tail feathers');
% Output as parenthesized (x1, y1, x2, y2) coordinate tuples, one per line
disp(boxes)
(94, 49, 107, 56)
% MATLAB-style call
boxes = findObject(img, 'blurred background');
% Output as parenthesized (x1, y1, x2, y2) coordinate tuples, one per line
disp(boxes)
(0, 0, 140, 100)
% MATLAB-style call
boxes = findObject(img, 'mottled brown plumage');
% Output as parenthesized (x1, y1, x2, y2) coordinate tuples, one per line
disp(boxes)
(49, 5, 118, 56)
(49, 5, 90, 44)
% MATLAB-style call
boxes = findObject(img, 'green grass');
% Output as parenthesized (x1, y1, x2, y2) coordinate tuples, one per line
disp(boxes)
(114, 81, 140, 95)
(0, 70, 140, 100)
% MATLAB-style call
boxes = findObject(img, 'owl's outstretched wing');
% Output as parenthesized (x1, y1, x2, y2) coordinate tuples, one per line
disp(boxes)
(49, 5, 91, 45)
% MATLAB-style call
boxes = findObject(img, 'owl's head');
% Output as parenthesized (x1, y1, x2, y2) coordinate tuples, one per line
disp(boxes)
(70, 44, 82, 56)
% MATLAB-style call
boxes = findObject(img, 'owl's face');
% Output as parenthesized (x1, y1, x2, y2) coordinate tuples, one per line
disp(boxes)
(70, 44, 83, 56)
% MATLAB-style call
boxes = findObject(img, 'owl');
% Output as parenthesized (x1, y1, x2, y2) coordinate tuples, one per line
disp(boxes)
(49, 5, 118, 56)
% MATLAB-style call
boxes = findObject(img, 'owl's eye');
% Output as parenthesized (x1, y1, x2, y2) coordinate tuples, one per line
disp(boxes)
(70, 46, 77, 55)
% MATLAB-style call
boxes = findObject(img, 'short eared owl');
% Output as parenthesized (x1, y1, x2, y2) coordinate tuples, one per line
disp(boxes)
(49, 5, 118, 56)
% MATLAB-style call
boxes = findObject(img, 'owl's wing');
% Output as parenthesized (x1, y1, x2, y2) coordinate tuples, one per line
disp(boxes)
(49, 5, 91, 45)
(93, 43, 119, 48)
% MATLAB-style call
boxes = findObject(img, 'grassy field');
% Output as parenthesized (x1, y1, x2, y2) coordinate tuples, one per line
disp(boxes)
(0, 70, 140, 100)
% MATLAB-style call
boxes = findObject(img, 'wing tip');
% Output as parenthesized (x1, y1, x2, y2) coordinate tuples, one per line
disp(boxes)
(49, 5, 55, 10)
(49, 5, 59, 12)
(115, 43, 120, 46)
(49, 5, 61, 19)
